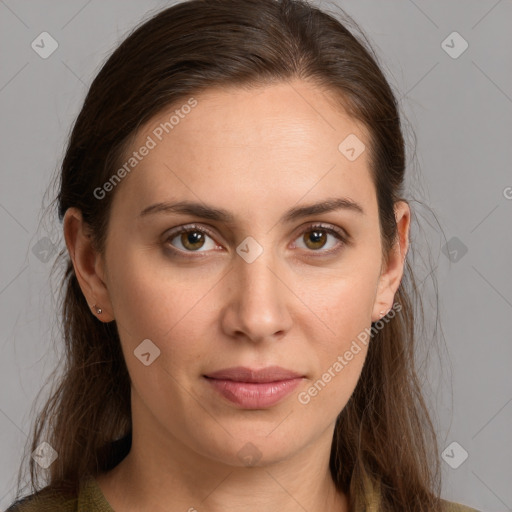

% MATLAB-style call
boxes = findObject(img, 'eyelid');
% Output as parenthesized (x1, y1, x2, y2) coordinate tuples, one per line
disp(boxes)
(295, 222, 350, 244)
(163, 222, 349, 257)
(290, 222, 349, 256)
(163, 223, 222, 253)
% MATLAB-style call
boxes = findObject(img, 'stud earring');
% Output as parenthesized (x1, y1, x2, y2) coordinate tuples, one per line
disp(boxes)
(93, 304, 102, 315)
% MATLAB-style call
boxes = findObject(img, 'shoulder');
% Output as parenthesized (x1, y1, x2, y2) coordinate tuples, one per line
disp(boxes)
(5, 490, 78, 512)
(440, 498, 482, 512)
(5, 474, 113, 512)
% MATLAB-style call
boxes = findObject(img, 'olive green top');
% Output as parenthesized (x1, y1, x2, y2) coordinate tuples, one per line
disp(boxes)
(6, 474, 481, 511)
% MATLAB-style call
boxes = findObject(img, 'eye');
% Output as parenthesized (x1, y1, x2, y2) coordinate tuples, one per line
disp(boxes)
(165, 224, 219, 254)
(164, 222, 348, 257)
(292, 223, 347, 256)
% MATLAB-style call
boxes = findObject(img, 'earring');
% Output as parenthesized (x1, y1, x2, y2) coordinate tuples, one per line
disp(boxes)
(93, 304, 102, 315)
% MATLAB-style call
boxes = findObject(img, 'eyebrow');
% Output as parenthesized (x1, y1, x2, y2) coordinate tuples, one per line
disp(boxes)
(138, 197, 365, 224)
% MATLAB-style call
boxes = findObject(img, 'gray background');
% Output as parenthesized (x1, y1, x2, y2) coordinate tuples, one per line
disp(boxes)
(1, 0, 511, 510)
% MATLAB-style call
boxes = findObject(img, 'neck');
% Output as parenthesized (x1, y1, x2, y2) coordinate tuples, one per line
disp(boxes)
(96, 425, 349, 512)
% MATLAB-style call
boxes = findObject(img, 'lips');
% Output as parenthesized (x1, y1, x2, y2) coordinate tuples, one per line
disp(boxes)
(204, 365, 304, 383)
(203, 366, 306, 408)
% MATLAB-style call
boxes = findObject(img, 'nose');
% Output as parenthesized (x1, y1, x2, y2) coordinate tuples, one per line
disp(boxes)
(219, 244, 294, 344)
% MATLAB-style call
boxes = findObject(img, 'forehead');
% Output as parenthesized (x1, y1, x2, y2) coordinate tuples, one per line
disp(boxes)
(110, 80, 377, 223)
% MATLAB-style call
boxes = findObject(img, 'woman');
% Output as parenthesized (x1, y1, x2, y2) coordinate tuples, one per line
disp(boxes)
(7, 0, 480, 510)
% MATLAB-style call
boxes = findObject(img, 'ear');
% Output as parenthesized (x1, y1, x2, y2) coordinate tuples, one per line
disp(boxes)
(371, 201, 410, 322)
(63, 207, 114, 322)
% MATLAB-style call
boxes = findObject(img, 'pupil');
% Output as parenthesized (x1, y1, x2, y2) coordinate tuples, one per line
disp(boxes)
(183, 231, 204, 249)
(307, 230, 325, 249)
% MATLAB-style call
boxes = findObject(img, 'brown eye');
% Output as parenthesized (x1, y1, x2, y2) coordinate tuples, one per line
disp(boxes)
(303, 229, 328, 250)
(166, 225, 218, 254)
(179, 230, 206, 251)
(293, 224, 347, 255)
(164, 222, 347, 259)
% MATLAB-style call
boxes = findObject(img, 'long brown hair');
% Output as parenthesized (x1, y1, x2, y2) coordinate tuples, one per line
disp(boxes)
(10, 0, 443, 510)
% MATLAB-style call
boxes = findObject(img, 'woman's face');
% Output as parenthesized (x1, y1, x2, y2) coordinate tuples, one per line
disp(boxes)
(71, 79, 409, 468)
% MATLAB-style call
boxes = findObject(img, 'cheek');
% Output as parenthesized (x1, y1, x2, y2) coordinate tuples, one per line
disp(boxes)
(301, 256, 380, 341)
(297, 325, 371, 420)
(106, 246, 220, 379)
(107, 243, 203, 333)
(297, 267, 379, 409)
(106, 254, 213, 416)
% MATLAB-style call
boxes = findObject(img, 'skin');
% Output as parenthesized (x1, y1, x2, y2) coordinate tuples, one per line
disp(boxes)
(64, 79, 410, 512)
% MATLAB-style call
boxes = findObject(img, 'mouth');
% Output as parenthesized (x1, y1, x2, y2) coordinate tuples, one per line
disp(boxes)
(204, 365, 304, 383)
(203, 366, 306, 409)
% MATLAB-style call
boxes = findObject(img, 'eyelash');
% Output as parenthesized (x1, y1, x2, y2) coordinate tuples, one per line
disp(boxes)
(164, 223, 348, 258)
